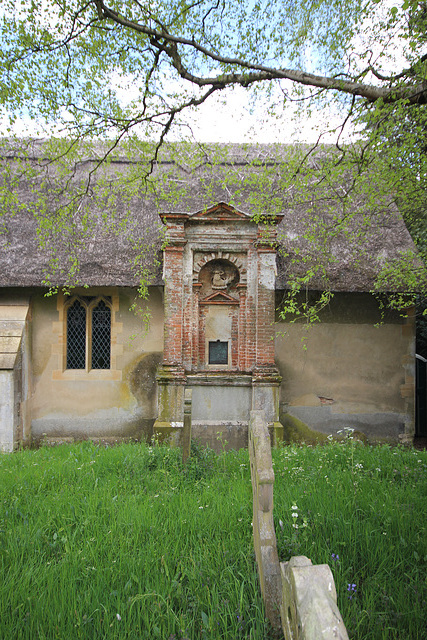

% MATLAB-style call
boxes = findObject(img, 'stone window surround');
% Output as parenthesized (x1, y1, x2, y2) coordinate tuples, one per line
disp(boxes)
(66, 295, 112, 370)
(52, 288, 123, 381)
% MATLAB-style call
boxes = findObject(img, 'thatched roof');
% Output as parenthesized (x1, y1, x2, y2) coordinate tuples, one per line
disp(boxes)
(0, 139, 421, 291)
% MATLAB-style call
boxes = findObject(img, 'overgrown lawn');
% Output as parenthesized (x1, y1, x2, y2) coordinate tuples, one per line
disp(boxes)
(1, 439, 426, 639)
(273, 438, 427, 639)
(0, 442, 265, 640)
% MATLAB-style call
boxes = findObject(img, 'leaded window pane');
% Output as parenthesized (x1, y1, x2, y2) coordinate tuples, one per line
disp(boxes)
(91, 300, 111, 369)
(66, 300, 86, 369)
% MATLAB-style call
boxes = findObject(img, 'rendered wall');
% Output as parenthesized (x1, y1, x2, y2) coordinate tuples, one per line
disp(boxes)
(275, 293, 415, 442)
(24, 288, 416, 445)
(30, 287, 164, 443)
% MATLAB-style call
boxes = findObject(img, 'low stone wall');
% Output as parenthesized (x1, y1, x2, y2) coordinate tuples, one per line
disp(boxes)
(248, 410, 349, 639)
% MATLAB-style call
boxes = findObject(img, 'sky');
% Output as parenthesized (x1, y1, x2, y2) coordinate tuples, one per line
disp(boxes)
(1, 83, 352, 145)
(1, 0, 412, 146)
(176, 86, 352, 144)
(4, 0, 415, 147)
(153, 86, 355, 144)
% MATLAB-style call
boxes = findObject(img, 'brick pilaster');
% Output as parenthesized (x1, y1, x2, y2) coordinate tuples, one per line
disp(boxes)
(238, 285, 247, 371)
(192, 283, 202, 370)
(163, 245, 185, 366)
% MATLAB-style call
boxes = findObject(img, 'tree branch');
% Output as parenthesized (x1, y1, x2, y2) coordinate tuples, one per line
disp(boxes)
(93, 0, 427, 105)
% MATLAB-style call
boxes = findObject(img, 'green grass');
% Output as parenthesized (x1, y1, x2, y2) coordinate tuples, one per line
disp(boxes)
(1, 439, 426, 639)
(0, 442, 268, 640)
(272, 438, 427, 639)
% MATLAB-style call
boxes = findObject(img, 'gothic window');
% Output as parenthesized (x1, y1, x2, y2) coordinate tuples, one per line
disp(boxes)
(65, 297, 111, 370)
(66, 300, 86, 369)
(91, 300, 111, 369)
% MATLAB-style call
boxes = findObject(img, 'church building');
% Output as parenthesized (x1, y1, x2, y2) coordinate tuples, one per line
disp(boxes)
(0, 142, 419, 451)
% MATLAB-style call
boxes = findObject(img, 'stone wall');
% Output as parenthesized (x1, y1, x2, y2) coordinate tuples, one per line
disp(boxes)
(248, 410, 349, 639)
(0, 284, 417, 449)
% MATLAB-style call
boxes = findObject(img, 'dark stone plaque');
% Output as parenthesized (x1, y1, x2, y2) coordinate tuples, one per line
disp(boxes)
(209, 340, 228, 365)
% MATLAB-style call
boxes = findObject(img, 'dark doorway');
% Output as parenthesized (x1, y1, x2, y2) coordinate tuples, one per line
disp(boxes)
(416, 355, 427, 437)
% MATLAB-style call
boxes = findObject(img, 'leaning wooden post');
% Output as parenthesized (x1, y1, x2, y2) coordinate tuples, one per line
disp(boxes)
(182, 388, 192, 464)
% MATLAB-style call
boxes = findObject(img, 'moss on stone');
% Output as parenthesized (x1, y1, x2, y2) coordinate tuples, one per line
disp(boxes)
(281, 413, 372, 446)
(281, 413, 329, 445)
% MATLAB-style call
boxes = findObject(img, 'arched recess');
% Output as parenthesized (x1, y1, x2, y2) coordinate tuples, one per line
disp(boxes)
(197, 259, 241, 370)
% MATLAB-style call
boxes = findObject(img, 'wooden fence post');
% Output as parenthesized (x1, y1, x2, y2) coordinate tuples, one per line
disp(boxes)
(182, 387, 192, 464)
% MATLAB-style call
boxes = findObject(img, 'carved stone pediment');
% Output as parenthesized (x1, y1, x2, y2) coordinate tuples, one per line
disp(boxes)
(190, 202, 250, 222)
(199, 291, 239, 305)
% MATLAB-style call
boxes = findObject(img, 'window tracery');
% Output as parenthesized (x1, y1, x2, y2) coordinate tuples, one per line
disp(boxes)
(65, 296, 111, 370)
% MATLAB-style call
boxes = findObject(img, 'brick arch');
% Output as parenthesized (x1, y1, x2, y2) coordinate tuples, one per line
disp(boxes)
(193, 251, 246, 280)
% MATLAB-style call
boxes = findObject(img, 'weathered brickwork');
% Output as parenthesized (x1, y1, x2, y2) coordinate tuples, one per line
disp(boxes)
(256, 250, 276, 366)
(154, 203, 284, 439)
(163, 246, 185, 366)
